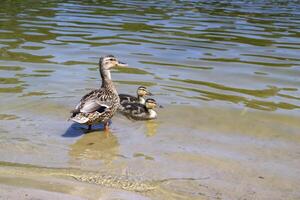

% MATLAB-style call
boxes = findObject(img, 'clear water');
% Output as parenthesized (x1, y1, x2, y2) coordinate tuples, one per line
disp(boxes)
(0, 1, 300, 199)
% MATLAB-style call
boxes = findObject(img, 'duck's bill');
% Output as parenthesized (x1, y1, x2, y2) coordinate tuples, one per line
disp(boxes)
(117, 61, 128, 67)
(147, 91, 153, 96)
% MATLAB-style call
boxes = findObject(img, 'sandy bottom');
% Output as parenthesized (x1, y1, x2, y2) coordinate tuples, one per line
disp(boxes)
(0, 102, 300, 200)
(0, 184, 85, 200)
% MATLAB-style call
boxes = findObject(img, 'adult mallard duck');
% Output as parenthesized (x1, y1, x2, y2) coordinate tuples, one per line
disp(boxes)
(119, 86, 152, 108)
(70, 55, 127, 131)
(119, 98, 157, 120)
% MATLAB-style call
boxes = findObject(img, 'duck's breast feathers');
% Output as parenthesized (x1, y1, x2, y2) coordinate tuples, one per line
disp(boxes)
(119, 94, 137, 104)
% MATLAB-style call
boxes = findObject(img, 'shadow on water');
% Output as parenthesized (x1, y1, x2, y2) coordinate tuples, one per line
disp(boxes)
(62, 122, 106, 137)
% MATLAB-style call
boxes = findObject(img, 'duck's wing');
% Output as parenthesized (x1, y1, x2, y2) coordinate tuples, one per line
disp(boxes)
(71, 88, 111, 115)
(79, 99, 109, 113)
(119, 94, 137, 104)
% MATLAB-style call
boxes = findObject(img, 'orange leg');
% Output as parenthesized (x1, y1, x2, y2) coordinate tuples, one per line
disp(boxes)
(103, 122, 110, 137)
(104, 122, 109, 131)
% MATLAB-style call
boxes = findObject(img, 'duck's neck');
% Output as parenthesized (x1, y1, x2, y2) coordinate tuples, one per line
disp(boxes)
(138, 96, 145, 104)
(100, 68, 117, 93)
(101, 68, 111, 80)
(101, 68, 111, 85)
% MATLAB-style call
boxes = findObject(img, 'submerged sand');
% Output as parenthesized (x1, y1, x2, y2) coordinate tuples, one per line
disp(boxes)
(0, 104, 299, 199)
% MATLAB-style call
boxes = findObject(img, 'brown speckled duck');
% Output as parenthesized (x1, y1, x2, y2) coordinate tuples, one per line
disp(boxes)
(70, 55, 127, 131)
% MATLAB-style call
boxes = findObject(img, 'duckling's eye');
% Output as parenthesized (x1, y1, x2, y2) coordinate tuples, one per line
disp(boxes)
(109, 58, 115, 61)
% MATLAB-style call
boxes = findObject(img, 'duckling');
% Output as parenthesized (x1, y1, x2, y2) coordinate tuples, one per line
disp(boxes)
(119, 98, 157, 120)
(119, 86, 152, 105)
(70, 55, 127, 131)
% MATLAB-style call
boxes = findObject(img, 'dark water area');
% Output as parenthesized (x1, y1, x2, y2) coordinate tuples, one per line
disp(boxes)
(0, 0, 300, 199)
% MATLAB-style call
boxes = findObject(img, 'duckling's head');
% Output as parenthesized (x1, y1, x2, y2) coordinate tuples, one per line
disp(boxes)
(99, 55, 127, 70)
(137, 86, 152, 97)
(145, 98, 157, 109)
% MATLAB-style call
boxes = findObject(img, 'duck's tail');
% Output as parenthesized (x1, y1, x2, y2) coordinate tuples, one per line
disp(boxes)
(69, 113, 89, 124)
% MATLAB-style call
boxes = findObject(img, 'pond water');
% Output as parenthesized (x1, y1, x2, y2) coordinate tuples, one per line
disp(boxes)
(0, 0, 300, 199)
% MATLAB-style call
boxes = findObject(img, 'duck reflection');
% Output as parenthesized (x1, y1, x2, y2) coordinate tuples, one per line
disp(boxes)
(144, 120, 158, 137)
(68, 130, 120, 164)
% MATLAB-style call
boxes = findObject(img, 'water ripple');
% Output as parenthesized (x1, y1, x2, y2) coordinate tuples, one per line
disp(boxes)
(0, 0, 299, 112)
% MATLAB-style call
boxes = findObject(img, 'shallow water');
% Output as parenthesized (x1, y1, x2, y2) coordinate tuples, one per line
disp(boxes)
(0, 0, 300, 199)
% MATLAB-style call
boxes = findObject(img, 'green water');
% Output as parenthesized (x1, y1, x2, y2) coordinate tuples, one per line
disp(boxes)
(0, 0, 300, 199)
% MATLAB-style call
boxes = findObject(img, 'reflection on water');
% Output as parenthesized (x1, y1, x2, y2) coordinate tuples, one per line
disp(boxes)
(63, 122, 120, 164)
(69, 131, 120, 165)
(145, 120, 158, 137)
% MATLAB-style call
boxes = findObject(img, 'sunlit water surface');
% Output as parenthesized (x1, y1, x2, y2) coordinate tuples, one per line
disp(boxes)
(0, 0, 300, 199)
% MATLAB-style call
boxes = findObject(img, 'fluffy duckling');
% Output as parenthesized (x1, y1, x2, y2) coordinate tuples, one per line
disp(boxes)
(119, 98, 157, 120)
(70, 55, 127, 131)
(119, 86, 152, 105)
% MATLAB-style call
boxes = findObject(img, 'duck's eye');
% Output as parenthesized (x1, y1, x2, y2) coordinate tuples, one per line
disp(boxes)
(109, 58, 115, 61)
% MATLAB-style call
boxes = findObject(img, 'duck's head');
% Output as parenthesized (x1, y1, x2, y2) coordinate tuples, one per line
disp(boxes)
(145, 98, 157, 109)
(137, 86, 152, 97)
(99, 55, 128, 70)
